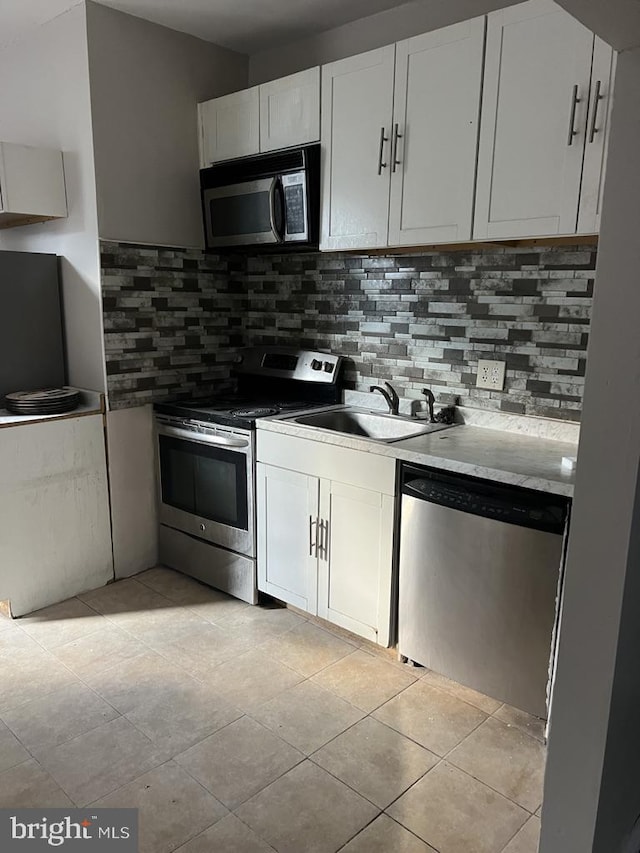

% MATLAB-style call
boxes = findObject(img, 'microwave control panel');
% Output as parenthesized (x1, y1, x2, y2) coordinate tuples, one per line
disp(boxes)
(282, 171, 308, 240)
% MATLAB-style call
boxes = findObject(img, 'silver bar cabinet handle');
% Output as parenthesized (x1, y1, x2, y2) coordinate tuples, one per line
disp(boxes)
(588, 80, 603, 144)
(377, 127, 388, 175)
(392, 123, 403, 172)
(567, 84, 581, 146)
(309, 516, 317, 557)
(318, 519, 330, 561)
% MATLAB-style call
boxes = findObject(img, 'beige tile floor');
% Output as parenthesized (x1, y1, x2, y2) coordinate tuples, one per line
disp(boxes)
(0, 568, 545, 853)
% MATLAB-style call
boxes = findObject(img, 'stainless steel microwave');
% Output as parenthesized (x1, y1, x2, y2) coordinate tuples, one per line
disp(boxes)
(200, 144, 320, 251)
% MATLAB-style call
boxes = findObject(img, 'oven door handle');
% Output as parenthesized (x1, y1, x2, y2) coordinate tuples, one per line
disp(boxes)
(158, 425, 250, 449)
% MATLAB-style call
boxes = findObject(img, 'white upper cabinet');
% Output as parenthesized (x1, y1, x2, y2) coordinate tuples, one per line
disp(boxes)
(320, 45, 396, 251)
(0, 142, 67, 228)
(198, 87, 260, 167)
(474, 0, 596, 240)
(388, 18, 485, 246)
(199, 69, 321, 166)
(199, 1, 613, 241)
(577, 38, 616, 233)
(260, 67, 321, 153)
(321, 20, 485, 251)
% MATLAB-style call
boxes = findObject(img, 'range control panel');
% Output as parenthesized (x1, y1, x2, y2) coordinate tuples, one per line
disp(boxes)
(236, 347, 342, 385)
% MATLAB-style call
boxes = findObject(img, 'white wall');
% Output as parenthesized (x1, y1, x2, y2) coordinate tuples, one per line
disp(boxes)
(106, 406, 158, 579)
(249, 0, 513, 84)
(0, 4, 106, 393)
(540, 44, 640, 853)
(86, 1, 248, 249)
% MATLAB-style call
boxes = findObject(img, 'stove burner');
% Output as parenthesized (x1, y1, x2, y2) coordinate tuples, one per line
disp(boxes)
(230, 406, 279, 418)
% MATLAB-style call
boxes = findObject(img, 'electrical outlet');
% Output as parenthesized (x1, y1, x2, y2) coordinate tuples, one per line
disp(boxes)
(476, 359, 506, 391)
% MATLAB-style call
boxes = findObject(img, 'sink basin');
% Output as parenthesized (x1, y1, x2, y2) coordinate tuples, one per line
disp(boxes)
(292, 408, 451, 442)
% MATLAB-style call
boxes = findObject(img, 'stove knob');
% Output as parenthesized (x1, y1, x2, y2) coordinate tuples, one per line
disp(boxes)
(323, 361, 334, 373)
(311, 359, 323, 370)
(200, 523, 206, 532)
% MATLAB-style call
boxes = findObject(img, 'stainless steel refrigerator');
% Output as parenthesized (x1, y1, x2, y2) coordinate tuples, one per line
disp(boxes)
(0, 250, 65, 404)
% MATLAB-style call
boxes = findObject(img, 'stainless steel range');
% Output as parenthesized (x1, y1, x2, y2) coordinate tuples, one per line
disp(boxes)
(154, 347, 343, 604)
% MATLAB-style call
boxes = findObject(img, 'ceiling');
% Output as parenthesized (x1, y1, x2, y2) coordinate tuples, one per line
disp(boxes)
(0, 0, 419, 54)
(0, 0, 83, 48)
(3, 0, 640, 56)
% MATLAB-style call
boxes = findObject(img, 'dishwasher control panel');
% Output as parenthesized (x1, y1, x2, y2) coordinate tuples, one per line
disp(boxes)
(401, 465, 568, 535)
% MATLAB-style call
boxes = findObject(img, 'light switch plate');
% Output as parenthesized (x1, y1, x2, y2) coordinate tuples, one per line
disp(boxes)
(476, 359, 506, 390)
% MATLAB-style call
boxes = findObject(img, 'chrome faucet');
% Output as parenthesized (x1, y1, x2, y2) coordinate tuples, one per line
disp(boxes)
(370, 382, 400, 415)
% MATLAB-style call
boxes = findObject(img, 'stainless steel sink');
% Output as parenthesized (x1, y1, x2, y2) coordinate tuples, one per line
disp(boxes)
(292, 408, 451, 442)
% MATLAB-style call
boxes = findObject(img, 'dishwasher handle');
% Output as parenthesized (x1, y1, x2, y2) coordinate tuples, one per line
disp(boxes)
(402, 470, 568, 535)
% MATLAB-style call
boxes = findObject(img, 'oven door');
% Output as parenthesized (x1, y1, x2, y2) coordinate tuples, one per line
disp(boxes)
(156, 424, 254, 557)
(203, 177, 285, 248)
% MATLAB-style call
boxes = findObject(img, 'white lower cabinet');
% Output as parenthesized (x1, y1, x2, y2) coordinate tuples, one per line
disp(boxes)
(318, 479, 395, 645)
(0, 415, 113, 617)
(257, 432, 396, 646)
(256, 463, 318, 614)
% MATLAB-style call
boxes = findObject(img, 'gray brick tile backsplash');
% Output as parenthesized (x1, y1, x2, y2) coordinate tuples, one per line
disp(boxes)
(101, 241, 596, 420)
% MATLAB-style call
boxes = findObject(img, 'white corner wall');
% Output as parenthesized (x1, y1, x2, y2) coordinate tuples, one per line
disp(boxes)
(0, 4, 106, 393)
(540, 44, 640, 853)
(248, 0, 513, 84)
(106, 405, 159, 579)
(86, 1, 248, 249)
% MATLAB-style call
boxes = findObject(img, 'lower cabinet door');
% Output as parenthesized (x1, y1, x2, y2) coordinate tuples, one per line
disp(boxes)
(256, 462, 319, 613)
(318, 479, 394, 646)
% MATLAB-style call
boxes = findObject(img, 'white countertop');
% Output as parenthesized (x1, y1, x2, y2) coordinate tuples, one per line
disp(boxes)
(258, 410, 577, 497)
(0, 389, 103, 429)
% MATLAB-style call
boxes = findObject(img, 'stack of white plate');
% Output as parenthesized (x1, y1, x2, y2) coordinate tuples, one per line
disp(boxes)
(4, 388, 80, 416)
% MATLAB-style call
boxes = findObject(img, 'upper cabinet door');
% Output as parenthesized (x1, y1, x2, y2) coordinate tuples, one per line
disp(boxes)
(577, 39, 616, 234)
(259, 67, 320, 153)
(0, 143, 67, 224)
(388, 18, 485, 247)
(474, 0, 594, 240)
(320, 45, 396, 251)
(199, 87, 260, 167)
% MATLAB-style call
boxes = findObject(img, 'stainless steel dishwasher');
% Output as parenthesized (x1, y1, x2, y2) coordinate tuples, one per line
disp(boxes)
(398, 464, 569, 718)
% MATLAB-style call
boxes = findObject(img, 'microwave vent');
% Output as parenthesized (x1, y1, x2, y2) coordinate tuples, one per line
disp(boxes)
(200, 145, 314, 189)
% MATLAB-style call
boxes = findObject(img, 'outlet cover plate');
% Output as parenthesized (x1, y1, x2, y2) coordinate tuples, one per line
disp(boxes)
(476, 359, 506, 391)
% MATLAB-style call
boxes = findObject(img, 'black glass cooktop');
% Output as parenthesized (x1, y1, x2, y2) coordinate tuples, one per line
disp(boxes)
(154, 395, 325, 430)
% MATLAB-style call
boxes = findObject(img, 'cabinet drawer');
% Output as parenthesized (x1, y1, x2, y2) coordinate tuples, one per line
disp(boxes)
(257, 429, 396, 495)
